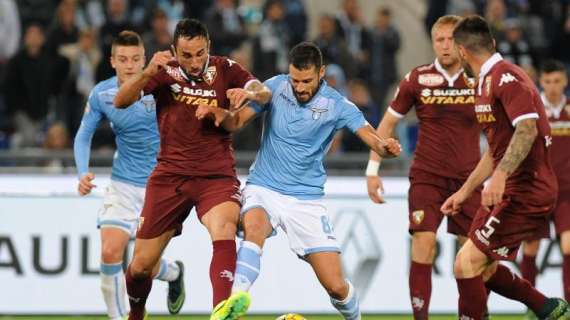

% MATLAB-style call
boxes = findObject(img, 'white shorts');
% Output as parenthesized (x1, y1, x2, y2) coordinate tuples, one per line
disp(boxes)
(241, 184, 340, 257)
(97, 179, 145, 237)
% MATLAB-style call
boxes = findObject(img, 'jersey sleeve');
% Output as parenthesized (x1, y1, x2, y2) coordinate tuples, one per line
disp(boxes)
(493, 71, 539, 126)
(226, 58, 256, 89)
(248, 75, 283, 114)
(143, 68, 171, 96)
(335, 98, 367, 133)
(387, 71, 417, 118)
(73, 90, 103, 178)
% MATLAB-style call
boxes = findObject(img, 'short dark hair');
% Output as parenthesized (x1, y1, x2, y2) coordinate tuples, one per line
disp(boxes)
(453, 15, 495, 54)
(540, 59, 566, 75)
(289, 42, 323, 71)
(111, 30, 143, 54)
(173, 18, 209, 46)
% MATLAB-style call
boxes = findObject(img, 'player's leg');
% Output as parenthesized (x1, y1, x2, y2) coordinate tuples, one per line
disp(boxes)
(100, 228, 131, 320)
(126, 230, 175, 320)
(458, 206, 569, 319)
(561, 230, 570, 302)
(97, 181, 141, 320)
(554, 199, 570, 302)
(521, 240, 541, 286)
(306, 252, 361, 320)
(232, 207, 273, 293)
(407, 173, 448, 320)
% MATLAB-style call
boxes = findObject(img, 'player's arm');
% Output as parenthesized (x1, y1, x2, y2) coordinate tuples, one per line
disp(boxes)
(113, 50, 172, 108)
(483, 118, 537, 206)
(74, 94, 103, 196)
(226, 80, 272, 111)
(195, 103, 259, 132)
(365, 72, 414, 203)
(356, 124, 401, 159)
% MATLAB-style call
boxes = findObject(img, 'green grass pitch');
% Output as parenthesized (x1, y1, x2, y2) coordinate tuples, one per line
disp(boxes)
(0, 315, 524, 319)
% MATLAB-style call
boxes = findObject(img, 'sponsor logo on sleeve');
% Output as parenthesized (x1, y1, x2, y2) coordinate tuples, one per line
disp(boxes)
(418, 73, 445, 87)
(499, 72, 517, 87)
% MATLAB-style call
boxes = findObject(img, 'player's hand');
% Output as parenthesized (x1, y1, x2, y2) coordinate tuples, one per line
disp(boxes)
(227, 88, 253, 111)
(367, 175, 386, 204)
(441, 189, 468, 216)
(482, 170, 506, 209)
(143, 50, 173, 77)
(195, 104, 229, 127)
(78, 172, 96, 196)
(379, 138, 402, 158)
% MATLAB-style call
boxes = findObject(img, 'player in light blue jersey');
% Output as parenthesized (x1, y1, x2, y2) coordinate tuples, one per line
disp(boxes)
(73, 31, 185, 320)
(199, 42, 401, 320)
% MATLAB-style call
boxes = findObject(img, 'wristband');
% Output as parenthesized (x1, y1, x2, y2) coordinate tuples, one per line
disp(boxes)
(365, 160, 381, 176)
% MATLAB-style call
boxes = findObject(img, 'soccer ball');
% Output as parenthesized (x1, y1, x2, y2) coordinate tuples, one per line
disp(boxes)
(275, 314, 306, 320)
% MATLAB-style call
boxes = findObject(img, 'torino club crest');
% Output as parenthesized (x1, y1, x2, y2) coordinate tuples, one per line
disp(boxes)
(203, 66, 217, 85)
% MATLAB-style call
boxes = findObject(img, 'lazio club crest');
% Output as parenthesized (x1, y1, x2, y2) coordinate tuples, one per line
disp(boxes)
(412, 210, 424, 225)
(310, 107, 328, 120)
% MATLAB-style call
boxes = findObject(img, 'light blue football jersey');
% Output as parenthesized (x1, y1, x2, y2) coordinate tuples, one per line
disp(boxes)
(74, 76, 159, 187)
(247, 75, 367, 199)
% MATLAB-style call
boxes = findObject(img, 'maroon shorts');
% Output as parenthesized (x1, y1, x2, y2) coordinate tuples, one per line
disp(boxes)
(408, 170, 481, 236)
(554, 193, 570, 235)
(469, 197, 553, 261)
(137, 169, 241, 239)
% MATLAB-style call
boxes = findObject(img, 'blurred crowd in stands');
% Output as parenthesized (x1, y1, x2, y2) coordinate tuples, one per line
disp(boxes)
(0, 0, 568, 160)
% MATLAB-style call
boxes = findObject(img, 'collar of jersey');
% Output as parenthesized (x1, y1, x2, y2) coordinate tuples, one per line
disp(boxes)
(541, 92, 566, 118)
(434, 59, 463, 86)
(477, 52, 503, 94)
(177, 55, 210, 82)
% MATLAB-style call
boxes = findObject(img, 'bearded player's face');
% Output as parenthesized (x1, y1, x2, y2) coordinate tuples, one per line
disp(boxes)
(174, 36, 209, 78)
(111, 45, 145, 83)
(289, 64, 325, 103)
(432, 24, 460, 68)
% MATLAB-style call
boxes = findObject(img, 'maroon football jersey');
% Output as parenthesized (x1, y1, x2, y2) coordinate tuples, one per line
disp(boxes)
(474, 54, 557, 203)
(542, 94, 570, 193)
(389, 60, 480, 179)
(144, 56, 256, 177)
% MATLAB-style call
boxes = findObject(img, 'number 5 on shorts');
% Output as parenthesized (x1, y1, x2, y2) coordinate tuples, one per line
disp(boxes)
(481, 216, 501, 239)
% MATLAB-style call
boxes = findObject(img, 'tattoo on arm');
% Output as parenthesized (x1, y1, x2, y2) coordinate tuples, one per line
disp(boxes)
(497, 119, 538, 175)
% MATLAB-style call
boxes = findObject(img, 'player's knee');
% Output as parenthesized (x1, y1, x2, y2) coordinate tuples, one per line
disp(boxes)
(129, 256, 154, 279)
(101, 243, 124, 264)
(325, 279, 349, 300)
(242, 216, 271, 240)
(209, 219, 238, 239)
(411, 232, 437, 263)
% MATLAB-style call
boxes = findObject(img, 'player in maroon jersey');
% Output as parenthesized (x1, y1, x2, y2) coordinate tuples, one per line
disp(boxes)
(113, 19, 271, 320)
(366, 15, 482, 319)
(441, 15, 570, 319)
(520, 60, 570, 318)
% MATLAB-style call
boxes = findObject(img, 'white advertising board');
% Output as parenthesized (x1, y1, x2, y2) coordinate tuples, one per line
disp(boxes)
(0, 175, 564, 314)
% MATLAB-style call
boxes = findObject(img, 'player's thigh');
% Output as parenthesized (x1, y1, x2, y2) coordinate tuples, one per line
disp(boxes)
(100, 227, 131, 263)
(196, 177, 242, 240)
(554, 197, 570, 240)
(454, 239, 491, 279)
(408, 173, 447, 234)
(305, 251, 346, 293)
(138, 171, 193, 239)
(560, 230, 570, 254)
(522, 238, 541, 256)
(283, 198, 340, 257)
(240, 185, 283, 245)
(468, 199, 550, 262)
(98, 180, 142, 238)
